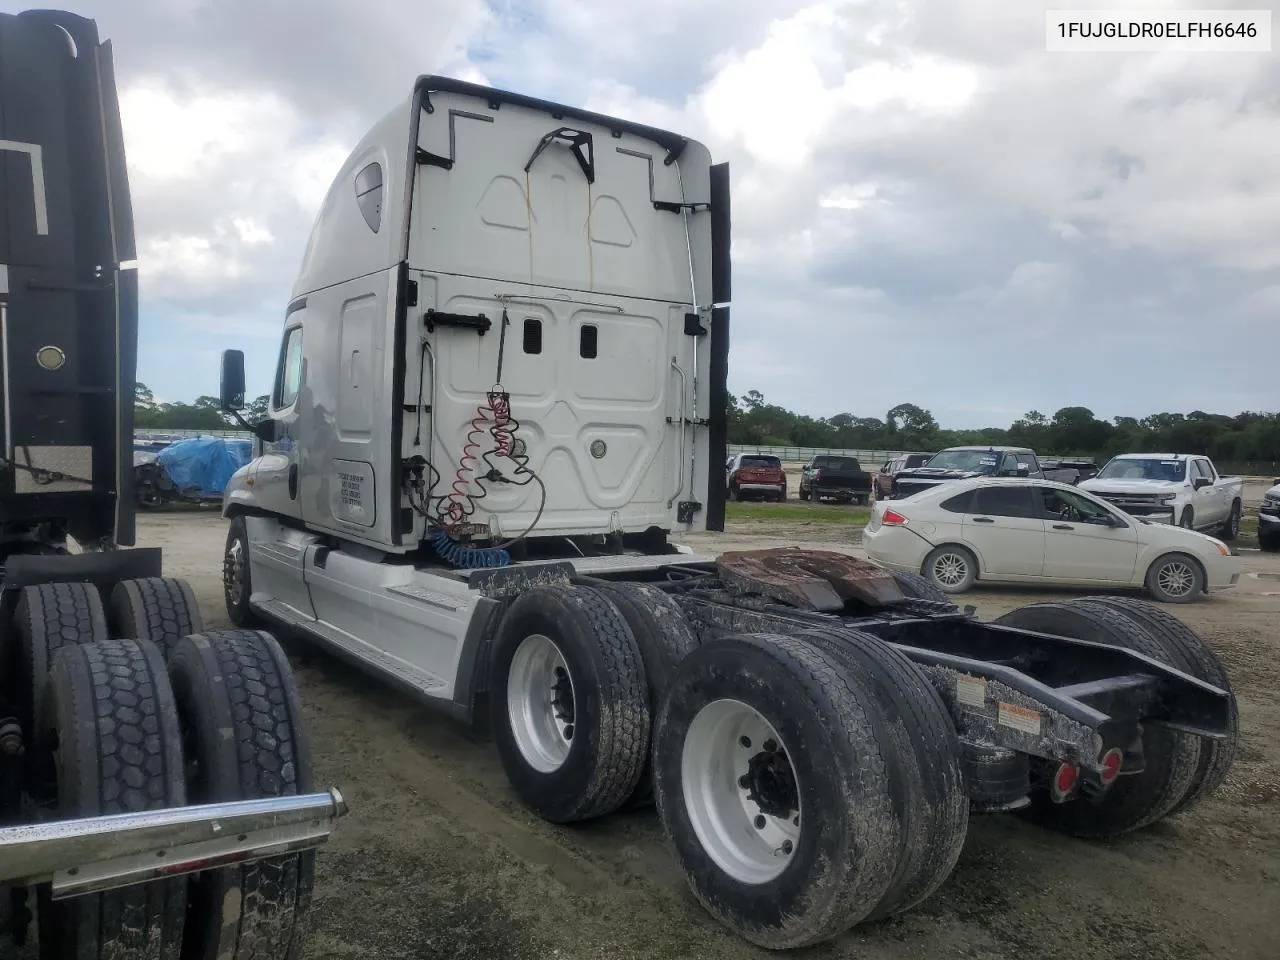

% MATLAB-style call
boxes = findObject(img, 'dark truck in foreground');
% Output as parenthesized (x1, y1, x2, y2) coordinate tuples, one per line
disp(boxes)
(798, 454, 872, 504)
(0, 10, 344, 957)
(890, 445, 1079, 499)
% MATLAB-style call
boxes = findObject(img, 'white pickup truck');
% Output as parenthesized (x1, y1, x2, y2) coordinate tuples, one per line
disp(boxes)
(1078, 453, 1244, 539)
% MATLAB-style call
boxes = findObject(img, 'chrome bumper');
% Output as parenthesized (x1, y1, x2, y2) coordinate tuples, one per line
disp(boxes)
(1, 788, 347, 898)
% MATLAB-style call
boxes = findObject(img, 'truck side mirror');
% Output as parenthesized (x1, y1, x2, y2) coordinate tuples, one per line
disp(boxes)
(220, 349, 247, 411)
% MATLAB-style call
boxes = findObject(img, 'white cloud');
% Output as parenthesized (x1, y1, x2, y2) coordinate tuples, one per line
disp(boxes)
(33, 0, 1279, 423)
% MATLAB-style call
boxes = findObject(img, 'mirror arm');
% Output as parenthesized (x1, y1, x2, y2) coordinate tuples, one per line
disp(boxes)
(224, 408, 274, 443)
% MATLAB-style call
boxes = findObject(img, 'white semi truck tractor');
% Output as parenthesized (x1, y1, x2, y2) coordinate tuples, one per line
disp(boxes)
(0, 10, 346, 958)
(215, 75, 1239, 950)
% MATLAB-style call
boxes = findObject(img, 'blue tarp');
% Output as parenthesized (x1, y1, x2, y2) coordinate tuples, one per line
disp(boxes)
(156, 436, 253, 496)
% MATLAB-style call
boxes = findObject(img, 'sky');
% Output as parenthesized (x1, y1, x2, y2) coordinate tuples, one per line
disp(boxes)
(9, 0, 1278, 430)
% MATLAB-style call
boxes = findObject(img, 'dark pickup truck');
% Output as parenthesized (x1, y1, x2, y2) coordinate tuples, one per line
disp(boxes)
(798, 454, 873, 505)
(889, 445, 1079, 499)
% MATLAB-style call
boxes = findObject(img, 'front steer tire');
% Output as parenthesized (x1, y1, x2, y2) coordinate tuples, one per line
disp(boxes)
(168, 630, 316, 960)
(223, 515, 262, 627)
(489, 585, 650, 824)
(992, 601, 1200, 838)
(32, 637, 188, 960)
(652, 633, 903, 950)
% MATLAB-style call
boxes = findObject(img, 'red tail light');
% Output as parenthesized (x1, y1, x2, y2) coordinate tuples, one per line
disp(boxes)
(812, 469, 822, 482)
(881, 509, 908, 525)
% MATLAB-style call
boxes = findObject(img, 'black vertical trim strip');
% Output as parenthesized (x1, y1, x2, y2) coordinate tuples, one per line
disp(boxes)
(389, 89, 427, 547)
(706, 305, 730, 532)
(114, 267, 138, 546)
(709, 162, 731, 305)
(94, 38, 136, 263)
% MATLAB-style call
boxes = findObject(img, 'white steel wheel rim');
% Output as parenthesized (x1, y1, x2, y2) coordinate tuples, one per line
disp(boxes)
(1157, 560, 1196, 598)
(681, 698, 801, 885)
(932, 551, 969, 587)
(507, 633, 577, 773)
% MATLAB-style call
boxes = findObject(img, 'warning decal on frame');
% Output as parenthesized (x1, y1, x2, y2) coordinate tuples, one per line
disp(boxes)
(956, 675, 987, 708)
(997, 701, 1042, 736)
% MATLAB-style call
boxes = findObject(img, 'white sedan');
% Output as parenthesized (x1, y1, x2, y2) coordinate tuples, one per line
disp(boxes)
(862, 476, 1240, 603)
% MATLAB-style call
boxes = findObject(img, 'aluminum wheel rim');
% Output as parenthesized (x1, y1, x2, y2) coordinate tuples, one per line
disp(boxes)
(932, 551, 969, 587)
(224, 538, 245, 607)
(507, 633, 576, 773)
(1157, 560, 1196, 597)
(681, 698, 801, 885)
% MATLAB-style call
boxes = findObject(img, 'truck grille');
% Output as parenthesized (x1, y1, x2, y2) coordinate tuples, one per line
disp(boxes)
(1096, 494, 1171, 517)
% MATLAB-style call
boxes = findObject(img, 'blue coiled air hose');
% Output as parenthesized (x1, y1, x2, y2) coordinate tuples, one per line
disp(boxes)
(429, 529, 510, 569)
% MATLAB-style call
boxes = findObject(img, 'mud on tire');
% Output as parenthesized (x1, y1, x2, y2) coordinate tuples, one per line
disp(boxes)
(587, 581, 700, 809)
(793, 627, 969, 921)
(167, 629, 316, 960)
(993, 601, 1201, 838)
(651, 633, 903, 950)
(32, 637, 188, 959)
(1071, 596, 1238, 816)
(109, 576, 204, 659)
(489, 585, 650, 823)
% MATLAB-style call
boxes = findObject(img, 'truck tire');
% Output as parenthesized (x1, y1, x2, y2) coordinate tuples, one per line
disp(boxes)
(1261, 528, 1280, 552)
(1070, 596, 1237, 817)
(1179, 506, 1194, 529)
(587, 581, 699, 809)
(168, 630, 316, 960)
(14, 581, 109, 738)
(921, 544, 978, 594)
(793, 627, 968, 921)
(1144, 551, 1205, 603)
(109, 576, 204, 659)
(992, 602, 1200, 837)
(223, 515, 261, 627)
(889, 570, 957, 608)
(1220, 500, 1241, 541)
(489, 585, 650, 823)
(32, 637, 187, 959)
(651, 632, 902, 950)
(798, 486, 810, 501)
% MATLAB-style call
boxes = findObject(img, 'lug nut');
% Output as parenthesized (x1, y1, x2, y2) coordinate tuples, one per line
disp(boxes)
(781, 840, 793, 855)
(738, 775, 751, 788)
(754, 815, 766, 829)
(739, 736, 752, 748)
(564, 724, 574, 740)
(763, 739, 777, 752)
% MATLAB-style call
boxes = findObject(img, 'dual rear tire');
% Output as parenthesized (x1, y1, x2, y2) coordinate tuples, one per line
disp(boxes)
(488, 584, 969, 949)
(7, 576, 315, 960)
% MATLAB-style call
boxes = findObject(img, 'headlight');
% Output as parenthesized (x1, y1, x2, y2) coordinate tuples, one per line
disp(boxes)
(1157, 493, 1177, 503)
(1209, 538, 1230, 556)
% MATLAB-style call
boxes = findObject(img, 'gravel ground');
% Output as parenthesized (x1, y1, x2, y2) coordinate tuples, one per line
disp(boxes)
(137, 509, 1279, 960)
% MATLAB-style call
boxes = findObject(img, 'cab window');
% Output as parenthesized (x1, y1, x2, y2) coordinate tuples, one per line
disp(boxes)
(274, 326, 304, 409)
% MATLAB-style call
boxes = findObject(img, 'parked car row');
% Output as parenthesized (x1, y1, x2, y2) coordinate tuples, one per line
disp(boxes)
(1259, 479, 1280, 552)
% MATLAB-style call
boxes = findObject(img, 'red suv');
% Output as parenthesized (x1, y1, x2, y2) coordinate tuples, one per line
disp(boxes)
(726, 453, 787, 502)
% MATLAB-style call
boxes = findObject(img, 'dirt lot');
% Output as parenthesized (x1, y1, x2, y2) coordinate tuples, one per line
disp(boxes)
(142, 509, 1279, 960)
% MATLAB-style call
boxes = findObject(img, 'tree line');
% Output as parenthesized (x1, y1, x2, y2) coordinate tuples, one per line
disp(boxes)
(133, 382, 1280, 469)
(728, 391, 1280, 468)
(134, 383, 268, 431)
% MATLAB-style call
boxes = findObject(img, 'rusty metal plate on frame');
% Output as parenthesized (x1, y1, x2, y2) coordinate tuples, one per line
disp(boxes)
(716, 547, 905, 612)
